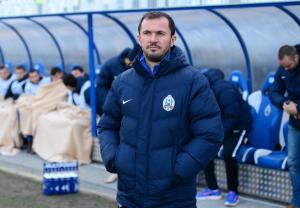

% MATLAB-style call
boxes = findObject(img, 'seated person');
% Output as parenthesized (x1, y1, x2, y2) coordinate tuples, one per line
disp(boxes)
(24, 69, 51, 95)
(71, 66, 88, 78)
(0, 65, 15, 98)
(62, 74, 90, 109)
(50, 67, 64, 82)
(5, 65, 28, 100)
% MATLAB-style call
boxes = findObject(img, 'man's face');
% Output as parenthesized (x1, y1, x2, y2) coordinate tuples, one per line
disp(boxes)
(279, 55, 299, 71)
(15, 68, 26, 80)
(138, 17, 176, 63)
(0, 68, 10, 80)
(52, 72, 63, 82)
(29, 71, 40, 84)
(72, 69, 84, 78)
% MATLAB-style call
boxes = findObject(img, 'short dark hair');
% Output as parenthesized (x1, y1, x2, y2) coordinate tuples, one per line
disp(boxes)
(0, 65, 6, 70)
(278, 45, 298, 60)
(63, 74, 76, 88)
(29, 69, 39, 74)
(51, 67, 62, 76)
(16, 65, 26, 71)
(72, 65, 84, 73)
(138, 11, 176, 36)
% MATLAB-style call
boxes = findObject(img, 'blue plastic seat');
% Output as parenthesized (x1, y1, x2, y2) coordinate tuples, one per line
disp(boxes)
(236, 71, 282, 164)
(254, 116, 289, 170)
(33, 63, 45, 75)
(4, 62, 13, 73)
(227, 70, 249, 101)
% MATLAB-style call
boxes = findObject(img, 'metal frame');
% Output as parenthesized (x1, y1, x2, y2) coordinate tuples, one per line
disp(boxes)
(87, 14, 97, 137)
(277, 6, 300, 27)
(207, 9, 253, 92)
(0, 20, 33, 68)
(99, 13, 137, 45)
(175, 27, 193, 65)
(61, 15, 102, 65)
(26, 17, 65, 70)
(0, 1, 299, 137)
(0, 2, 299, 20)
(0, 46, 5, 64)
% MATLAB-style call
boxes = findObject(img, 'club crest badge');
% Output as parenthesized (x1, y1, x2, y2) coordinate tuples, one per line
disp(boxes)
(264, 104, 271, 117)
(163, 95, 175, 112)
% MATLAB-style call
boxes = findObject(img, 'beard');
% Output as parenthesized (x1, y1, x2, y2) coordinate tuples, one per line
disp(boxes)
(144, 51, 165, 62)
(144, 44, 169, 62)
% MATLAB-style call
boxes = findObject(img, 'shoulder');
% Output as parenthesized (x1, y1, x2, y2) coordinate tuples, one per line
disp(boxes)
(180, 66, 209, 87)
(116, 68, 141, 84)
(111, 68, 141, 90)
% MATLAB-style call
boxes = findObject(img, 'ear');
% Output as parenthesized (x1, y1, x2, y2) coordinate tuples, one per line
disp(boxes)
(170, 35, 176, 47)
(137, 34, 141, 46)
(295, 54, 299, 62)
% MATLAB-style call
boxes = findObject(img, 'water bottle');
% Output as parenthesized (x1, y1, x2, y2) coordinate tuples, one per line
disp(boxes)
(69, 162, 78, 193)
(43, 166, 52, 195)
(52, 164, 60, 194)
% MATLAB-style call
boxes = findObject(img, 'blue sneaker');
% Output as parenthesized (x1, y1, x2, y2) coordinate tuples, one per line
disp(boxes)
(225, 191, 239, 207)
(196, 187, 222, 200)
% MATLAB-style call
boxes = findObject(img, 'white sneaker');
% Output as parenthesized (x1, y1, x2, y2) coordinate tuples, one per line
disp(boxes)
(104, 174, 118, 183)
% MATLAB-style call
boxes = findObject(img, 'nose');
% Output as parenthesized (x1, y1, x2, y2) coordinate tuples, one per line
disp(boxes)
(150, 33, 157, 42)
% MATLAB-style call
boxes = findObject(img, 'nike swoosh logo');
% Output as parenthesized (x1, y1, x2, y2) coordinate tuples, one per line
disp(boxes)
(122, 99, 132, 104)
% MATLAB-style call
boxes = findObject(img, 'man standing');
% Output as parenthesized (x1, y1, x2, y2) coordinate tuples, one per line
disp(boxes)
(269, 45, 300, 208)
(99, 11, 223, 208)
(198, 68, 252, 207)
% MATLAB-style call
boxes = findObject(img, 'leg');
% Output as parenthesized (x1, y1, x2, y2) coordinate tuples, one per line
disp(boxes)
(223, 132, 240, 193)
(287, 125, 300, 207)
(197, 160, 222, 200)
(204, 160, 219, 190)
(26, 135, 34, 154)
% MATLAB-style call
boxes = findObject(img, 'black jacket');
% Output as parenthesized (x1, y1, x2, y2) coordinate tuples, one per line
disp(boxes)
(204, 68, 252, 138)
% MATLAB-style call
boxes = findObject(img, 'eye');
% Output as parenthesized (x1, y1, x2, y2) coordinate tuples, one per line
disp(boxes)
(157, 31, 166, 35)
(143, 31, 150, 35)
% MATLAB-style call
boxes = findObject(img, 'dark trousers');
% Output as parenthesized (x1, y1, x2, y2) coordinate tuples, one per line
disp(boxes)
(204, 132, 242, 193)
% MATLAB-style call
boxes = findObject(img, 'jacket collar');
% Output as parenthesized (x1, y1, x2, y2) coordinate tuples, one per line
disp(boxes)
(132, 46, 189, 80)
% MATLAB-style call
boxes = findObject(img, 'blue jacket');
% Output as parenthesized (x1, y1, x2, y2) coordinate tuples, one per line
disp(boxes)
(269, 45, 300, 129)
(99, 46, 223, 208)
(204, 69, 252, 138)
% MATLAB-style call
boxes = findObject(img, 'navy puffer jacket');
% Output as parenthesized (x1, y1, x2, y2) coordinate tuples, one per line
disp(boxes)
(204, 69, 252, 138)
(99, 46, 223, 208)
(269, 44, 300, 129)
